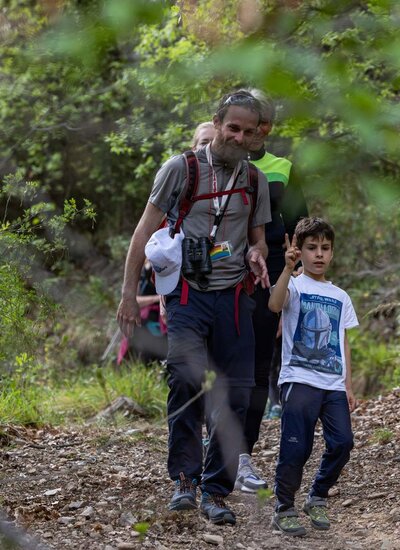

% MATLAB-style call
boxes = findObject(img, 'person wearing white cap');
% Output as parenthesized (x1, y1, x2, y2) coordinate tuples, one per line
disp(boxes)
(117, 90, 271, 526)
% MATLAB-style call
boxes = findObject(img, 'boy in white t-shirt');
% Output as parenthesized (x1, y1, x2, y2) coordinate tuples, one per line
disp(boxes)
(268, 217, 358, 537)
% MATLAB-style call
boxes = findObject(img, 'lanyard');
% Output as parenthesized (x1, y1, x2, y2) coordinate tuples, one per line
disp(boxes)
(205, 144, 242, 241)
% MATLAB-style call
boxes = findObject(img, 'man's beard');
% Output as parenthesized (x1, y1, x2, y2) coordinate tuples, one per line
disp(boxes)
(212, 138, 248, 165)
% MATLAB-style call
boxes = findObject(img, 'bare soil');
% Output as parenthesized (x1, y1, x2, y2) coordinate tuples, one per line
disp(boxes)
(1, 390, 400, 550)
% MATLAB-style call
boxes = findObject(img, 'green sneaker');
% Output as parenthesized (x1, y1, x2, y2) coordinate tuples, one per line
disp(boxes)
(303, 496, 330, 530)
(272, 508, 306, 537)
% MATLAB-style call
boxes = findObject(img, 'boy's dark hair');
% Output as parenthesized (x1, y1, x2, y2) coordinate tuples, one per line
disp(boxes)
(295, 217, 335, 250)
(215, 89, 262, 123)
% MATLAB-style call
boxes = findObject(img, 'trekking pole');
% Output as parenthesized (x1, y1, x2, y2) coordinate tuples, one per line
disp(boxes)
(95, 326, 124, 427)
(156, 370, 217, 426)
(100, 327, 122, 362)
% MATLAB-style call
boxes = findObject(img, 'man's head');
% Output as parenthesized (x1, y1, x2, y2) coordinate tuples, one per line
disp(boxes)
(211, 90, 262, 164)
(192, 122, 216, 151)
(246, 88, 276, 152)
(295, 217, 335, 280)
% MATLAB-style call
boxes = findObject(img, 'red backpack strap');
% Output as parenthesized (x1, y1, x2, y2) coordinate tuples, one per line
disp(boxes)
(247, 161, 259, 229)
(157, 216, 168, 231)
(172, 150, 200, 235)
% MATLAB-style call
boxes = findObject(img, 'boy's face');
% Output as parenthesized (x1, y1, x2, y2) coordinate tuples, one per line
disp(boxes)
(300, 236, 333, 281)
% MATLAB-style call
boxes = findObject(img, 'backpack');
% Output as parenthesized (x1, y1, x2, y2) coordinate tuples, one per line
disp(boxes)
(159, 151, 260, 326)
(171, 150, 259, 236)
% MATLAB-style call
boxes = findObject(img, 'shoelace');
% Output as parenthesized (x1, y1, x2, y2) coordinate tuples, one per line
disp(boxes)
(178, 472, 196, 493)
(210, 494, 227, 508)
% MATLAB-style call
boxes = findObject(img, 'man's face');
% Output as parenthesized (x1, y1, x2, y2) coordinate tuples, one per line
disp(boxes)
(247, 120, 272, 152)
(212, 105, 259, 163)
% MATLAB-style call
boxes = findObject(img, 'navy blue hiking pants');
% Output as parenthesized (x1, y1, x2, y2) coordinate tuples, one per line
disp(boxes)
(165, 284, 255, 496)
(244, 268, 281, 454)
(275, 383, 354, 511)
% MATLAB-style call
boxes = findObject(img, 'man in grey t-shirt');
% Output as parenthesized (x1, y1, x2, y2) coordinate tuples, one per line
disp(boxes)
(117, 90, 271, 525)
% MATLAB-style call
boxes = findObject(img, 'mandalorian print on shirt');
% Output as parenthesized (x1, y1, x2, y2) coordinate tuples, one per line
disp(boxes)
(290, 293, 343, 375)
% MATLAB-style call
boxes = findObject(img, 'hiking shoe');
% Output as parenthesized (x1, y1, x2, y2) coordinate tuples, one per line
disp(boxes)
(200, 492, 236, 525)
(303, 496, 330, 530)
(267, 404, 282, 420)
(272, 508, 306, 537)
(168, 472, 197, 511)
(235, 453, 267, 493)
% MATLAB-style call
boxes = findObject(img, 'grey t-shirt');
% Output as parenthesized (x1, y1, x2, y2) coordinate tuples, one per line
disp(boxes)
(149, 148, 271, 291)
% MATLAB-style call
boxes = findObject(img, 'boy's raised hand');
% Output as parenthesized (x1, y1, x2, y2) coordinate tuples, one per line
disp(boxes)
(284, 233, 301, 272)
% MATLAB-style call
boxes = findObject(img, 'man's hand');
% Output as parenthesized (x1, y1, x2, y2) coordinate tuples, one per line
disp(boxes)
(284, 233, 301, 272)
(246, 247, 270, 288)
(116, 296, 141, 338)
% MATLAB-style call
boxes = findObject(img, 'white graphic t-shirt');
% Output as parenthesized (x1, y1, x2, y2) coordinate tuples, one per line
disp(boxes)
(278, 273, 359, 391)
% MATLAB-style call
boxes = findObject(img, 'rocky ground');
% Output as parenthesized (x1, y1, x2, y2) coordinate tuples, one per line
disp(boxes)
(1, 390, 400, 550)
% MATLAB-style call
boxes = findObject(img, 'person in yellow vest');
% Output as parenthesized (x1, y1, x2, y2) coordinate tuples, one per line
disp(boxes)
(235, 89, 308, 493)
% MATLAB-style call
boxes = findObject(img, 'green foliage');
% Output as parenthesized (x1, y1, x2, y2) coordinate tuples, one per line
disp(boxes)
(51, 362, 168, 422)
(106, 234, 131, 262)
(0, 360, 167, 427)
(0, 0, 399, 402)
(256, 487, 274, 507)
(2, 0, 397, 239)
(0, 170, 96, 369)
(0, 354, 51, 425)
(0, 265, 37, 363)
(348, 330, 399, 396)
(372, 427, 394, 445)
(133, 522, 150, 539)
(202, 370, 217, 392)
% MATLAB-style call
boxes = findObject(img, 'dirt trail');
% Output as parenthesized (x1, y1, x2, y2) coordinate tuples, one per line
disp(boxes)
(1, 390, 400, 550)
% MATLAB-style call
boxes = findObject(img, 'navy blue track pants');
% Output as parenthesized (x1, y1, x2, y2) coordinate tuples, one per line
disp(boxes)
(165, 284, 255, 496)
(275, 382, 354, 510)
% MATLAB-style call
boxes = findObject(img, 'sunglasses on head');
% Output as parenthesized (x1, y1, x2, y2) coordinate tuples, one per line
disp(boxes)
(223, 93, 258, 107)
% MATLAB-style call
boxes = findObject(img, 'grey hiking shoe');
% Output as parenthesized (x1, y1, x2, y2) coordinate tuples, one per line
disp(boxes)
(272, 508, 306, 537)
(235, 453, 267, 493)
(303, 496, 330, 530)
(168, 472, 197, 511)
(200, 492, 236, 525)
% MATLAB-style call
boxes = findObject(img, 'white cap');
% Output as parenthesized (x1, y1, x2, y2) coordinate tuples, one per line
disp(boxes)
(144, 227, 185, 295)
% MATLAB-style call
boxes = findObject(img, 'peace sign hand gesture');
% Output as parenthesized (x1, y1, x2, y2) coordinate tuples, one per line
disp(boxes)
(284, 233, 301, 272)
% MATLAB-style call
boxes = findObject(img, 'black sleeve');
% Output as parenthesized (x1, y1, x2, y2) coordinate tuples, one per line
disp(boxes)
(281, 167, 309, 238)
